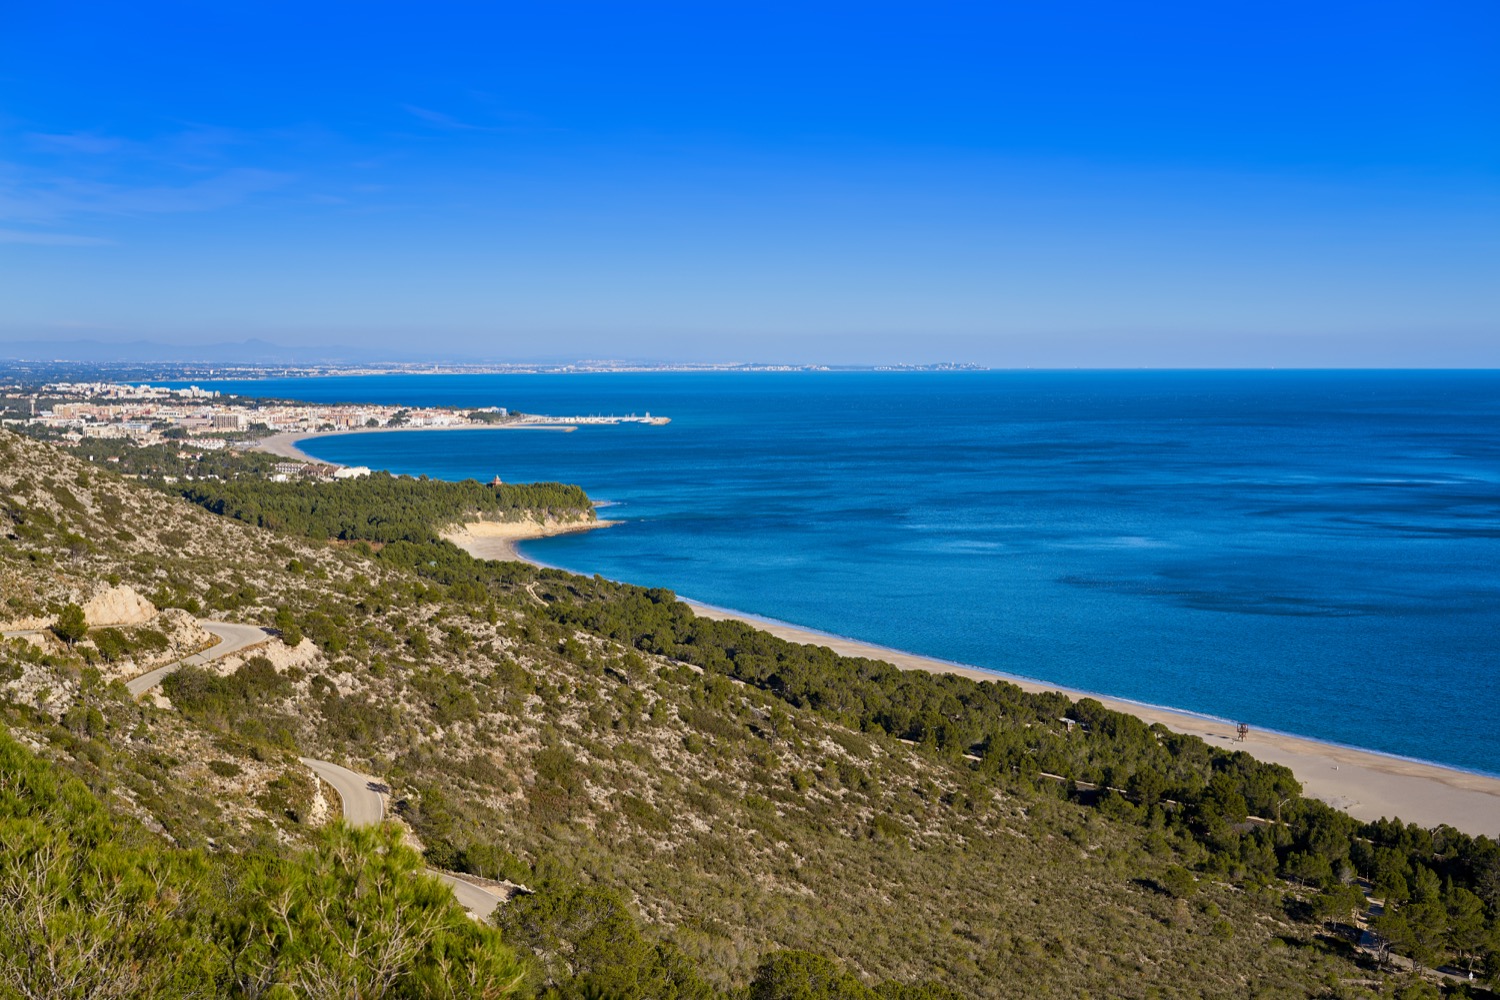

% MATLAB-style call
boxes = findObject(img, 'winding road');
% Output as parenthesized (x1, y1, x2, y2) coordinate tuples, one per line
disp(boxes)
(126, 621, 271, 695)
(2, 620, 272, 694)
(8, 615, 506, 919)
(300, 757, 504, 918)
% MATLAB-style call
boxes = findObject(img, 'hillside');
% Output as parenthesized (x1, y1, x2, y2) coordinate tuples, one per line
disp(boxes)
(2, 427, 1497, 999)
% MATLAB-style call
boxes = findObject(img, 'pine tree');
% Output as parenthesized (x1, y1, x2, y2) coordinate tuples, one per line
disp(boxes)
(51, 602, 88, 647)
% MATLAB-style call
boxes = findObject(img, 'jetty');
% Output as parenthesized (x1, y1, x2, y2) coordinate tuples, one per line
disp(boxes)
(514, 413, 670, 426)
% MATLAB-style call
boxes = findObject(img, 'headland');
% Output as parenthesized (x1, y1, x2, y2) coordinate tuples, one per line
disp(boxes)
(256, 424, 578, 463)
(255, 412, 668, 464)
(445, 523, 1500, 837)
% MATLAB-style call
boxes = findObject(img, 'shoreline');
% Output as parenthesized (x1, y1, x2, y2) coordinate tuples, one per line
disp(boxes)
(451, 526, 1500, 837)
(253, 425, 577, 463)
(439, 517, 616, 560)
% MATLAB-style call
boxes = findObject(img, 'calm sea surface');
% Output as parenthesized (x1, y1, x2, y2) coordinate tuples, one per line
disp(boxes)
(188, 372, 1500, 775)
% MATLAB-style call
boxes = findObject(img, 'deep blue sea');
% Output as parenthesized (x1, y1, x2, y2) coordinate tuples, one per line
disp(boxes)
(187, 372, 1500, 775)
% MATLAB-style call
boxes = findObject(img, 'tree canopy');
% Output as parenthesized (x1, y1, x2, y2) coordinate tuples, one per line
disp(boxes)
(179, 473, 593, 544)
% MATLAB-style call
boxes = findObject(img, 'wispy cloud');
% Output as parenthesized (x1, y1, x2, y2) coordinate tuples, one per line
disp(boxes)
(87, 167, 292, 215)
(401, 103, 503, 132)
(29, 124, 258, 163)
(0, 167, 292, 224)
(26, 131, 128, 155)
(0, 119, 306, 251)
(0, 227, 112, 246)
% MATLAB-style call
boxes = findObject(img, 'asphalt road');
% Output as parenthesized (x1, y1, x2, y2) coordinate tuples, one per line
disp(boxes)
(126, 621, 271, 696)
(431, 869, 507, 918)
(301, 757, 502, 918)
(300, 756, 387, 826)
(5, 617, 502, 918)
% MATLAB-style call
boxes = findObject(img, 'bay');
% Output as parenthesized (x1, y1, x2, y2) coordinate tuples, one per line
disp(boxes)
(187, 371, 1500, 775)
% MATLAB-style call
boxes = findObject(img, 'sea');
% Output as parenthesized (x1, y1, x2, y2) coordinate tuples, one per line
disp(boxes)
(182, 371, 1500, 776)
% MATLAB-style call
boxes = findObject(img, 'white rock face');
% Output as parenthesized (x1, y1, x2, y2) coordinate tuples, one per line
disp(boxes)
(261, 636, 319, 670)
(82, 585, 157, 627)
(0, 615, 51, 632)
(155, 607, 211, 655)
(213, 635, 317, 678)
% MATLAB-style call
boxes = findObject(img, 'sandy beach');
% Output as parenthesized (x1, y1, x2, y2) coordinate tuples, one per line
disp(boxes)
(446, 525, 1500, 837)
(440, 517, 615, 561)
(255, 425, 576, 464)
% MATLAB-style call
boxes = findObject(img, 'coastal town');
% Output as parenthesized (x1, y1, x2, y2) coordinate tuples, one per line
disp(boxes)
(0, 380, 668, 451)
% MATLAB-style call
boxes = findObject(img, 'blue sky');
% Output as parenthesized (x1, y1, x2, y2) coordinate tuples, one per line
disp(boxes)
(1, 2, 1496, 365)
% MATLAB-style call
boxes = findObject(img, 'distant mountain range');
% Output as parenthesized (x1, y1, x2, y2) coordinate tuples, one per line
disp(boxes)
(0, 339, 424, 364)
(0, 339, 986, 371)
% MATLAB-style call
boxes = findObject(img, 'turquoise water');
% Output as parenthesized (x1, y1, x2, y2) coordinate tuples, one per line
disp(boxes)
(193, 371, 1500, 774)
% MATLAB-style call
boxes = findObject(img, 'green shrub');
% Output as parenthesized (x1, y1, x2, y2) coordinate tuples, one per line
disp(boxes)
(256, 768, 316, 823)
(1159, 865, 1197, 899)
(92, 627, 130, 663)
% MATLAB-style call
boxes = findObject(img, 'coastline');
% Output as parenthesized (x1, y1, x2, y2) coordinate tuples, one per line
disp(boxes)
(684, 603, 1500, 835)
(254, 425, 576, 464)
(450, 525, 1500, 838)
(440, 517, 616, 560)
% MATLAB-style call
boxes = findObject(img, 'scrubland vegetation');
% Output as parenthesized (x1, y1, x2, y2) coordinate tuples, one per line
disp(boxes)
(1, 428, 1497, 999)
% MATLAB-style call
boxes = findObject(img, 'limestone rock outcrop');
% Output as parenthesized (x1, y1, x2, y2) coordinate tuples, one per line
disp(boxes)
(82, 585, 157, 627)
